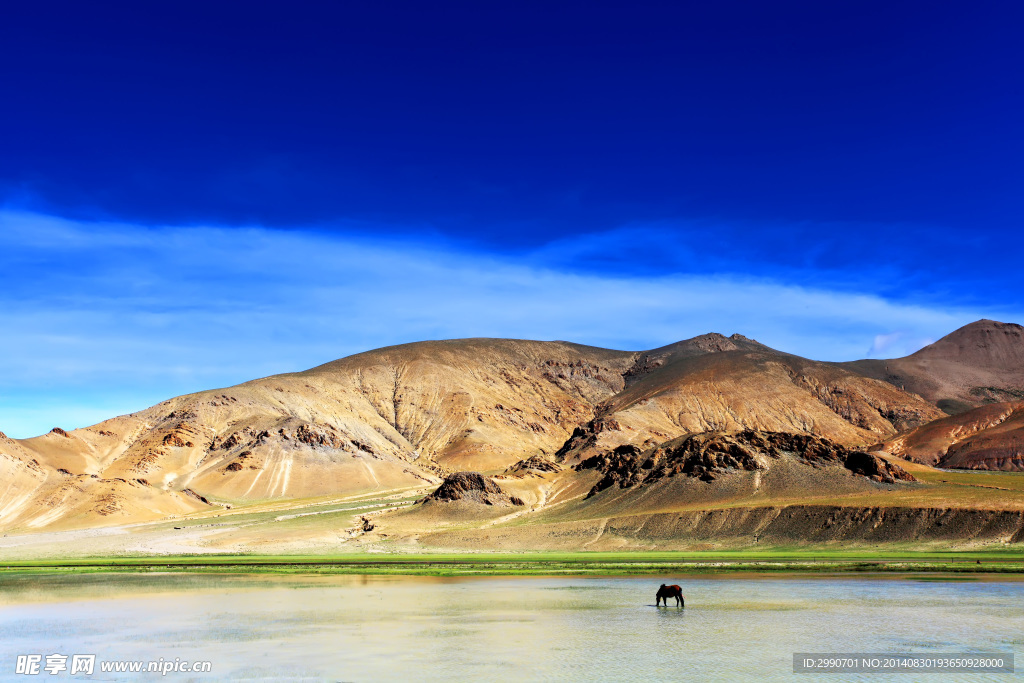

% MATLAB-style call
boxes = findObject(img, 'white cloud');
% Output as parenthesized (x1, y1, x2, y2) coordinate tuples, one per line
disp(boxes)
(867, 331, 936, 359)
(0, 210, 1015, 437)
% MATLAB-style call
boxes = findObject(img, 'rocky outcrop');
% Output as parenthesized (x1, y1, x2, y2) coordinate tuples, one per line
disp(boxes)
(504, 455, 562, 476)
(180, 488, 211, 505)
(843, 451, 916, 482)
(162, 432, 194, 448)
(424, 471, 525, 506)
(293, 424, 345, 449)
(576, 430, 915, 498)
(554, 416, 622, 459)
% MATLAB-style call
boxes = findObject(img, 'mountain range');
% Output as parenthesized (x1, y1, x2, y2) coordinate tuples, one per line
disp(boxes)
(2, 319, 1023, 550)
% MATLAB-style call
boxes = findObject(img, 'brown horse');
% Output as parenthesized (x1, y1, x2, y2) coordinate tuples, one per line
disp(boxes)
(656, 584, 684, 607)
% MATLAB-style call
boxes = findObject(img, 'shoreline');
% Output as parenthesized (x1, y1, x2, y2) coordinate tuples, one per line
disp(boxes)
(3, 551, 1024, 577)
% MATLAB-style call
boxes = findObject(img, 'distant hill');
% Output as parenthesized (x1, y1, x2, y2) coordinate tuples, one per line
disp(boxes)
(844, 320, 1024, 414)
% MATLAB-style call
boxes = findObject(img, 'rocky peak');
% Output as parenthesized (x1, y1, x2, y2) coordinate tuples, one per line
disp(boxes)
(504, 455, 562, 476)
(423, 471, 525, 506)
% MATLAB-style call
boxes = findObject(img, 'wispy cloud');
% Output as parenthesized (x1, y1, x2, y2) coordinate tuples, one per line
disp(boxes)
(867, 331, 936, 359)
(0, 210, 1014, 438)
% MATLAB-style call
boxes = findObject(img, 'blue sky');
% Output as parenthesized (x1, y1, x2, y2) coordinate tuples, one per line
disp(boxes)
(1, 1, 1022, 438)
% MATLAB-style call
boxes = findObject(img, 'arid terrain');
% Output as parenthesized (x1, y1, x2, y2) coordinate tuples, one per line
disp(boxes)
(2, 319, 1024, 557)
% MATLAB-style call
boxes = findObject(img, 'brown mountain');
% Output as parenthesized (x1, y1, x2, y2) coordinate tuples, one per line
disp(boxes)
(554, 333, 943, 462)
(879, 401, 1024, 470)
(844, 320, 1024, 414)
(0, 339, 635, 530)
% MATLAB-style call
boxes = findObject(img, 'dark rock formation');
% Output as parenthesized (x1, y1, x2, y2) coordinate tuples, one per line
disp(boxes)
(843, 450, 916, 483)
(352, 440, 375, 454)
(50, 427, 70, 437)
(576, 430, 915, 497)
(555, 416, 622, 459)
(424, 471, 525, 506)
(162, 433, 194, 448)
(293, 424, 344, 449)
(504, 455, 562, 476)
(181, 488, 211, 505)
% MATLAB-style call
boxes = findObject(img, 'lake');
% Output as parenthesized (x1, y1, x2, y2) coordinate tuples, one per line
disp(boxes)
(0, 573, 1020, 681)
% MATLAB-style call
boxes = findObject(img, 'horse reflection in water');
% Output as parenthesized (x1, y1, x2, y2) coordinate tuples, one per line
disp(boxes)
(656, 584, 684, 608)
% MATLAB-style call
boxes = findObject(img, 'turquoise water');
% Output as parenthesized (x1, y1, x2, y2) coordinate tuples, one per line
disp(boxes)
(0, 573, 1020, 681)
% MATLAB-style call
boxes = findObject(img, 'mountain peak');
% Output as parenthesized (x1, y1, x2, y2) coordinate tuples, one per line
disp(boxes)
(957, 319, 1022, 332)
(910, 319, 1024, 366)
(638, 331, 761, 362)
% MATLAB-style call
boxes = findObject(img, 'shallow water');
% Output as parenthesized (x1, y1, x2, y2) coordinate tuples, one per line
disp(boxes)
(0, 573, 1020, 681)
